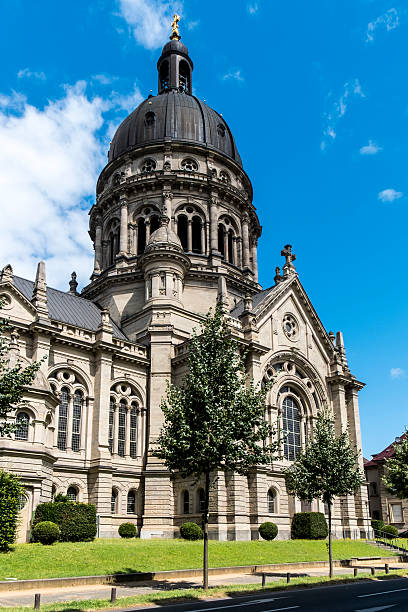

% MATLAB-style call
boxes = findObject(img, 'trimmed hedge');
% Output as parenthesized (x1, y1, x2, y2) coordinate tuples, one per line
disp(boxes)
(180, 522, 203, 540)
(32, 521, 60, 545)
(291, 512, 328, 540)
(259, 522, 278, 541)
(371, 519, 385, 536)
(119, 522, 137, 538)
(0, 470, 23, 551)
(33, 502, 97, 542)
(383, 524, 399, 538)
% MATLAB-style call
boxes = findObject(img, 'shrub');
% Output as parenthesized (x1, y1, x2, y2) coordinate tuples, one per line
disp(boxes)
(32, 521, 60, 545)
(291, 512, 328, 540)
(0, 470, 23, 551)
(33, 502, 97, 542)
(180, 522, 203, 540)
(54, 493, 68, 503)
(259, 521, 278, 541)
(371, 519, 385, 536)
(383, 524, 399, 539)
(118, 522, 137, 538)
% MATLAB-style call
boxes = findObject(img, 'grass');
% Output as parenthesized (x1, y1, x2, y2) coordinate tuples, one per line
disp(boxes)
(0, 539, 398, 581)
(2, 570, 408, 611)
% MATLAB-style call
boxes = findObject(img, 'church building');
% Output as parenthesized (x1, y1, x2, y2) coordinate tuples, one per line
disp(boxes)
(0, 22, 369, 541)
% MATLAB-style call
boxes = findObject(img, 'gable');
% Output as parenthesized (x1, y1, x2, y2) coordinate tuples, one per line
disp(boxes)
(0, 281, 37, 324)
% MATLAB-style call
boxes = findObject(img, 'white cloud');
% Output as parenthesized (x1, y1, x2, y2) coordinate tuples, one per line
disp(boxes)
(321, 79, 365, 150)
(111, 85, 143, 112)
(366, 8, 400, 43)
(390, 367, 406, 379)
(186, 20, 199, 30)
(17, 68, 46, 81)
(378, 188, 403, 202)
(118, 0, 183, 50)
(222, 69, 244, 83)
(0, 80, 143, 290)
(248, 2, 259, 14)
(360, 140, 382, 155)
(92, 74, 119, 86)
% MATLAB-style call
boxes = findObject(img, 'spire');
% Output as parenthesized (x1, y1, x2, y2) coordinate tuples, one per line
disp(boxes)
(336, 331, 349, 370)
(281, 244, 296, 278)
(69, 271, 78, 295)
(170, 13, 181, 41)
(32, 261, 48, 317)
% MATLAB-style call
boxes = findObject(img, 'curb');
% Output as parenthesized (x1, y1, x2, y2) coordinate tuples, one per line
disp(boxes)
(0, 556, 403, 592)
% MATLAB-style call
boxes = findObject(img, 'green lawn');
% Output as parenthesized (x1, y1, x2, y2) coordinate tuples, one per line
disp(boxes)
(0, 539, 395, 581)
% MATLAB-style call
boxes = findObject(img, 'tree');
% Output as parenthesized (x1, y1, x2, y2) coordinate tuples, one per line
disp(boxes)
(284, 410, 364, 577)
(0, 469, 23, 551)
(383, 432, 408, 499)
(0, 299, 42, 436)
(154, 303, 280, 589)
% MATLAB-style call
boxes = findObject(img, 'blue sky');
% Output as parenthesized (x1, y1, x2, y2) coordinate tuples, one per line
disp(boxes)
(0, 0, 407, 458)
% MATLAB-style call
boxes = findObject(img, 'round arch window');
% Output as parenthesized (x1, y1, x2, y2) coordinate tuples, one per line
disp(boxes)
(181, 158, 198, 172)
(282, 313, 299, 340)
(67, 486, 78, 502)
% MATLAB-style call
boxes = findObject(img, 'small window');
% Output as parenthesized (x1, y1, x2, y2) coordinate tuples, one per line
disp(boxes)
(217, 123, 226, 137)
(108, 398, 115, 454)
(268, 489, 276, 514)
(67, 486, 78, 502)
(15, 412, 29, 441)
(370, 482, 377, 496)
(219, 170, 230, 184)
(57, 388, 69, 451)
(390, 503, 403, 523)
(127, 490, 136, 514)
(198, 488, 205, 513)
(181, 158, 198, 172)
(145, 112, 155, 127)
(130, 404, 137, 459)
(141, 158, 156, 173)
(71, 391, 82, 452)
(111, 489, 118, 514)
(282, 394, 302, 461)
(183, 490, 190, 514)
(118, 400, 127, 458)
(18, 493, 28, 511)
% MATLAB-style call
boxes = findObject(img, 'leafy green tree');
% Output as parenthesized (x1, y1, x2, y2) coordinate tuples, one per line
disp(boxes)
(383, 432, 408, 499)
(284, 410, 364, 577)
(0, 300, 42, 436)
(155, 303, 280, 589)
(0, 470, 23, 551)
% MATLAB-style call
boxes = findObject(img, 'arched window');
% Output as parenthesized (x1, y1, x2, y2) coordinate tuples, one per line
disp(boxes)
(71, 391, 83, 452)
(141, 158, 156, 173)
(177, 215, 188, 251)
(108, 227, 119, 265)
(181, 158, 198, 172)
(219, 170, 230, 184)
(191, 216, 202, 253)
(150, 215, 160, 234)
(118, 400, 127, 457)
(218, 224, 225, 257)
(179, 60, 190, 93)
(144, 111, 155, 127)
(198, 488, 205, 513)
(137, 218, 146, 254)
(15, 412, 29, 441)
(159, 60, 169, 90)
(217, 123, 226, 137)
(111, 489, 118, 514)
(57, 387, 69, 451)
(130, 403, 138, 459)
(282, 395, 301, 461)
(127, 490, 136, 514)
(108, 398, 115, 454)
(182, 490, 190, 514)
(268, 489, 276, 514)
(67, 486, 78, 502)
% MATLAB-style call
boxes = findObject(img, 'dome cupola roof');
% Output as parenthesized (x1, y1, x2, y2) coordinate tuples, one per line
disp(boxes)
(108, 21, 242, 166)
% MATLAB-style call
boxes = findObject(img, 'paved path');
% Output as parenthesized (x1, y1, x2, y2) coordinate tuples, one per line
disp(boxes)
(1, 564, 407, 608)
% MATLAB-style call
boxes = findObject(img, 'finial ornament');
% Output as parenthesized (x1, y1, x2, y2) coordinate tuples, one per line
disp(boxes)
(281, 244, 296, 278)
(170, 14, 181, 40)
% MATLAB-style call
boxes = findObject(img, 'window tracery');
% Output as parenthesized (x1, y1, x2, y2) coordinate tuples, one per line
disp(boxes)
(133, 206, 161, 255)
(108, 383, 143, 459)
(15, 411, 29, 441)
(279, 386, 302, 461)
(48, 369, 88, 453)
(141, 158, 156, 173)
(175, 205, 206, 254)
(181, 158, 198, 172)
(219, 170, 230, 184)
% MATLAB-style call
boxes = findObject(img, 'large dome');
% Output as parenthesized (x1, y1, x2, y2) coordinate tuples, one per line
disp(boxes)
(108, 92, 242, 166)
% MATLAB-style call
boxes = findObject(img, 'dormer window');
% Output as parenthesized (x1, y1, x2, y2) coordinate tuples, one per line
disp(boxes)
(141, 158, 156, 173)
(181, 158, 198, 172)
(145, 112, 155, 127)
(217, 123, 226, 137)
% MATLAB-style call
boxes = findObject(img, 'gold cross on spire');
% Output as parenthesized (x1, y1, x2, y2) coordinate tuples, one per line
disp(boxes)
(170, 14, 181, 40)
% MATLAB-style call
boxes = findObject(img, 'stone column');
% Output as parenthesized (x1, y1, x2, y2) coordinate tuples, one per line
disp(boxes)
(210, 197, 218, 253)
(145, 219, 151, 243)
(94, 216, 102, 273)
(162, 189, 173, 218)
(187, 219, 193, 252)
(237, 237, 243, 268)
(205, 221, 210, 255)
(232, 237, 237, 266)
(152, 273, 160, 298)
(66, 393, 74, 451)
(201, 222, 206, 254)
(119, 197, 128, 255)
(242, 217, 250, 269)
(252, 239, 258, 282)
(223, 230, 228, 261)
(347, 384, 369, 535)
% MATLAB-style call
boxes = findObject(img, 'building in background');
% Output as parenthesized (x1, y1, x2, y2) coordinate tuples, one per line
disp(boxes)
(365, 435, 408, 532)
(0, 23, 368, 541)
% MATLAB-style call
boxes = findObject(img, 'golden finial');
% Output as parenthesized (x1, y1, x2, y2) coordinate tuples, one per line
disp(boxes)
(170, 14, 181, 40)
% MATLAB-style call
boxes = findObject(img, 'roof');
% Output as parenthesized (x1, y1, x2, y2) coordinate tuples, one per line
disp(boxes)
(364, 433, 406, 467)
(108, 91, 242, 166)
(230, 283, 282, 318)
(13, 276, 128, 341)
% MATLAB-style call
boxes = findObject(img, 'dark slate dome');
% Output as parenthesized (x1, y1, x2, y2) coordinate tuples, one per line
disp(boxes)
(108, 93, 242, 166)
(108, 35, 242, 166)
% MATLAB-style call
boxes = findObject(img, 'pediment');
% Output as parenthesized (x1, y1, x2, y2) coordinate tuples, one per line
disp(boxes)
(0, 281, 37, 323)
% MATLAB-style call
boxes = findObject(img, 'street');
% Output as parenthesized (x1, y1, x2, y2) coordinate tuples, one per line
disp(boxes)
(118, 578, 408, 612)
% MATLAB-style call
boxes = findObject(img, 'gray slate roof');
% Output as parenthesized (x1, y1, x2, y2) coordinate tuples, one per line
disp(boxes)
(230, 285, 277, 318)
(13, 276, 128, 341)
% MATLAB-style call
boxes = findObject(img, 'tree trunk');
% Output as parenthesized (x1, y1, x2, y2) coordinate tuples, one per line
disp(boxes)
(203, 470, 210, 590)
(328, 501, 333, 578)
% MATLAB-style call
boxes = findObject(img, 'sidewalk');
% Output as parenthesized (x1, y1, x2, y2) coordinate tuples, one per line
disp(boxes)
(1, 563, 407, 608)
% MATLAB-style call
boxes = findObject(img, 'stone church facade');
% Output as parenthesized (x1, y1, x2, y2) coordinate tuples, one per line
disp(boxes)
(0, 30, 369, 541)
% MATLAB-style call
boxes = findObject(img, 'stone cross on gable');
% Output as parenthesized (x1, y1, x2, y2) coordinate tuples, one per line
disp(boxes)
(281, 244, 296, 277)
